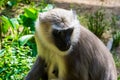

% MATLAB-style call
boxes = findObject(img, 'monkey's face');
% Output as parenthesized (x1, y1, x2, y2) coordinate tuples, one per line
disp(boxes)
(37, 8, 80, 52)
(52, 28, 74, 51)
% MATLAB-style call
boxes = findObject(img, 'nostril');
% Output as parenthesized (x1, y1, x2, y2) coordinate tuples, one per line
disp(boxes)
(66, 41, 70, 47)
(60, 22, 64, 28)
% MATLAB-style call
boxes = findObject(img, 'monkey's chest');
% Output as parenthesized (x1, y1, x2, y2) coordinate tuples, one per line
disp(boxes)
(47, 63, 59, 79)
(43, 52, 66, 80)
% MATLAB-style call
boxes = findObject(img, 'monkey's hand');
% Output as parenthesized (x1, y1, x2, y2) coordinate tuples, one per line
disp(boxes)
(25, 56, 48, 80)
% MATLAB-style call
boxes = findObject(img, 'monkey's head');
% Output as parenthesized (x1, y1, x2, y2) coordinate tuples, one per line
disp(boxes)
(35, 8, 80, 53)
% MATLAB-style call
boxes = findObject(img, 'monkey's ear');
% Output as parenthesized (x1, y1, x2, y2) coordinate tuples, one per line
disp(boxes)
(71, 9, 76, 15)
(70, 9, 77, 19)
(38, 13, 44, 20)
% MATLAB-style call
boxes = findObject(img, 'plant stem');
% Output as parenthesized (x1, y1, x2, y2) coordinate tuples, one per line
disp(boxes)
(0, 19, 2, 49)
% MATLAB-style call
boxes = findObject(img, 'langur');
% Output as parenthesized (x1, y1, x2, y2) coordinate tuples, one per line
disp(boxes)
(25, 8, 117, 80)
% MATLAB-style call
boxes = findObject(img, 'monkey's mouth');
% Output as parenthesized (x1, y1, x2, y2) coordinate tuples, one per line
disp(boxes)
(55, 41, 71, 51)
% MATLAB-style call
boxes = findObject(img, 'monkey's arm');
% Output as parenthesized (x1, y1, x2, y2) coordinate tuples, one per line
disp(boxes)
(25, 56, 48, 80)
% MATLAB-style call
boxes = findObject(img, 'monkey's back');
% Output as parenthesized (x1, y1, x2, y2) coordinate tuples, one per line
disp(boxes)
(64, 26, 117, 80)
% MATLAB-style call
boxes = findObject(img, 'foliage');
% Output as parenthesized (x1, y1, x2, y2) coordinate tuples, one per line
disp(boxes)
(18, 7, 38, 32)
(0, 8, 36, 79)
(118, 76, 120, 80)
(112, 51, 120, 67)
(111, 15, 118, 29)
(1, 3, 54, 80)
(0, 0, 8, 7)
(0, 0, 35, 8)
(0, 46, 35, 80)
(0, 0, 20, 8)
(78, 15, 88, 27)
(113, 31, 120, 48)
(113, 52, 120, 80)
(87, 9, 107, 38)
(110, 15, 120, 48)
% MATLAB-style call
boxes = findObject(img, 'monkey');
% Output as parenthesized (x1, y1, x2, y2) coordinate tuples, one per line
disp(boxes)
(25, 8, 117, 80)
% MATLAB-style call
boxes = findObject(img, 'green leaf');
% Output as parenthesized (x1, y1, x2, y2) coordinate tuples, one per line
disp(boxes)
(18, 8, 38, 31)
(10, 18, 19, 29)
(7, 1, 13, 7)
(7, 1, 17, 7)
(19, 35, 34, 46)
(19, 14, 35, 32)
(0, 67, 6, 73)
(1, 16, 11, 33)
(1, 16, 17, 33)
(24, 8, 38, 20)
(0, 49, 4, 57)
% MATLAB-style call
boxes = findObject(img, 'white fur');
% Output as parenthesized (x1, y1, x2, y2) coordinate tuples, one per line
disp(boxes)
(71, 19, 81, 44)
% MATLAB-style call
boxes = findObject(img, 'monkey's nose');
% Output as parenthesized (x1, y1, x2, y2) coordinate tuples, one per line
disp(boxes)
(57, 41, 71, 51)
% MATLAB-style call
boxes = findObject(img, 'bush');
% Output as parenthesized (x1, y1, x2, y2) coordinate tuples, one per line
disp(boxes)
(0, 4, 53, 80)
(113, 31, 120, 48)
(0, 46, 35, 80)
(87, 9, 107, 38)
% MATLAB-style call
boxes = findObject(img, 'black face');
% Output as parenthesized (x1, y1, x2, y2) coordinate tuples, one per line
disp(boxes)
(52, 28, 74, 51)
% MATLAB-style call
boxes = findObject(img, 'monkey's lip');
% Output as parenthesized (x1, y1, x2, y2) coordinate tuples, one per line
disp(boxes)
(58, 47, 70, 51)
(56, 44, 71, 51)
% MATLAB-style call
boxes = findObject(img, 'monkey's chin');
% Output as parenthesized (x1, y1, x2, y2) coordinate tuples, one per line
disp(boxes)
(56, 45, 73, 55)
(55, 42, 72, 52)
(56, 45, 71, 52)
(57, 47, 70, 52)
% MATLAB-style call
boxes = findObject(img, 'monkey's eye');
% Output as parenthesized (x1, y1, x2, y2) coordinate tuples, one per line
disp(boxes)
(52, 28, 74, 38)
(52, 29, 60, 37)
(66, 28, 74, 36)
